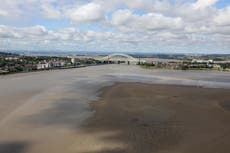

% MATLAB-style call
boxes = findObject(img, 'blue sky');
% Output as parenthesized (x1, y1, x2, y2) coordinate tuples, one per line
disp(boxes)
(216, 0, 229, 8)
(0, 0, 230, 53)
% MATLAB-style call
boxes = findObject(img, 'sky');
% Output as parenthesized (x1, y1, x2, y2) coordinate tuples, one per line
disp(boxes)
(0, 0, 230, 54)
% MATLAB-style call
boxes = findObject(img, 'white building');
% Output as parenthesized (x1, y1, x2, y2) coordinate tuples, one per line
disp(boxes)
(37, 62, 51, 70)
(50, 61, 65, 67)
(71, 58, 76, 64)
(5, 57, 18, 61)
(192, 59, 213, 64)
(37, 61, 65, 70)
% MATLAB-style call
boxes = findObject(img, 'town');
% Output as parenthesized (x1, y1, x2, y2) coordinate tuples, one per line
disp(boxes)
(0, 52, 106, 74)
(139, 57, 230, 71)
(1, 51, 230, 74)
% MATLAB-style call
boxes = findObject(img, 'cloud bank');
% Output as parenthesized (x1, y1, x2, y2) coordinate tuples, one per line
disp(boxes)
(0, 0, 230, 53)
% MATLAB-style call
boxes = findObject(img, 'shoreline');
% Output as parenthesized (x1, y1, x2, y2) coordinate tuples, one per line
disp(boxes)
(0, 64, 95, 78)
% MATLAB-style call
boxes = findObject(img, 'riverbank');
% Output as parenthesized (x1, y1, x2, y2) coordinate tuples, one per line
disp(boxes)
(140, 64, 230, 72)
(0, 64, 105, 76)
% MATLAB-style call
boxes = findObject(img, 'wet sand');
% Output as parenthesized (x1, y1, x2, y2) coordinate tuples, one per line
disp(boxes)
(0, 65, 230, 153)
(78, 83, 230, 153)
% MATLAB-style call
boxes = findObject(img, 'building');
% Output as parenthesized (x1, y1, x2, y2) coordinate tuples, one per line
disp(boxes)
(37, 62, 51, 70)
(5, 57, 18, 61)
(71, 58, 76, 64)
(50, 61, 65, 67)
(37, 61, 65, 70)
(191, 59, 213, 64)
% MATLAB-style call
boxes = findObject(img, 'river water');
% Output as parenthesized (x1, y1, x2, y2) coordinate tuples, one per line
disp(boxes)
(0, 64, 229, 153)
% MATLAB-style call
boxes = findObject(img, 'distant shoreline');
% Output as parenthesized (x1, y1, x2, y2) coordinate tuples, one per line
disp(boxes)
(140, 64, 230, 72)
(0, 64, 108, 76)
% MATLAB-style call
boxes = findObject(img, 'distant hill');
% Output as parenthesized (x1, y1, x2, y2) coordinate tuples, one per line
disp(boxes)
(0, 52, 19, 57)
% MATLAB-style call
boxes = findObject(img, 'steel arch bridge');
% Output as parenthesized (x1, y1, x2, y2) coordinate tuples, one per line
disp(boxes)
(101, 53, 139, 63)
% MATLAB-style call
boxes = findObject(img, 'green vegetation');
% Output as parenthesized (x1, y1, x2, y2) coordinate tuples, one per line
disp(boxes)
(0, 52, 105, 74)
(138, 61, 230, 71)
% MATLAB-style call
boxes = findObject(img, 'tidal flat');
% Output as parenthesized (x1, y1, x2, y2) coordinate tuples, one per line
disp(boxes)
(0, 65, 230, 153)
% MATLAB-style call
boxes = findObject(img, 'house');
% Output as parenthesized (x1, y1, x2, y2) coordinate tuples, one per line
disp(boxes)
(37, 62, 51, 70)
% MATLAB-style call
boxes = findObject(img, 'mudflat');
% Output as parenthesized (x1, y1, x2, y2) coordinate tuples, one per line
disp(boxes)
(1, 65, 230, 153)
(79, 82, 230, 153)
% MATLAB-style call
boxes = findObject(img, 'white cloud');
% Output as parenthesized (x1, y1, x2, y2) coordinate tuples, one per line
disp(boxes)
(0, 0, 229, 53)
(0, 10, 8, 16)
(214, 6, 230, 26)
(0, 25, 49, 39)
(68, 3, 105, 24)
(41, 4, 62, 19)
(111, 10, 133, 26)
(24, 25, 48, 36)
(152, 0, 217, 23)
(1, 24, 229, 53)
(93, 0, 154, 12)
(192, 0, 218, 9)
(123, 0, 153, 10)
(111, 9, 184, 32)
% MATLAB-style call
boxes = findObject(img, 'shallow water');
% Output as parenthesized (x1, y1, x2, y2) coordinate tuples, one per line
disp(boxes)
(0, 64, 229, 153)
